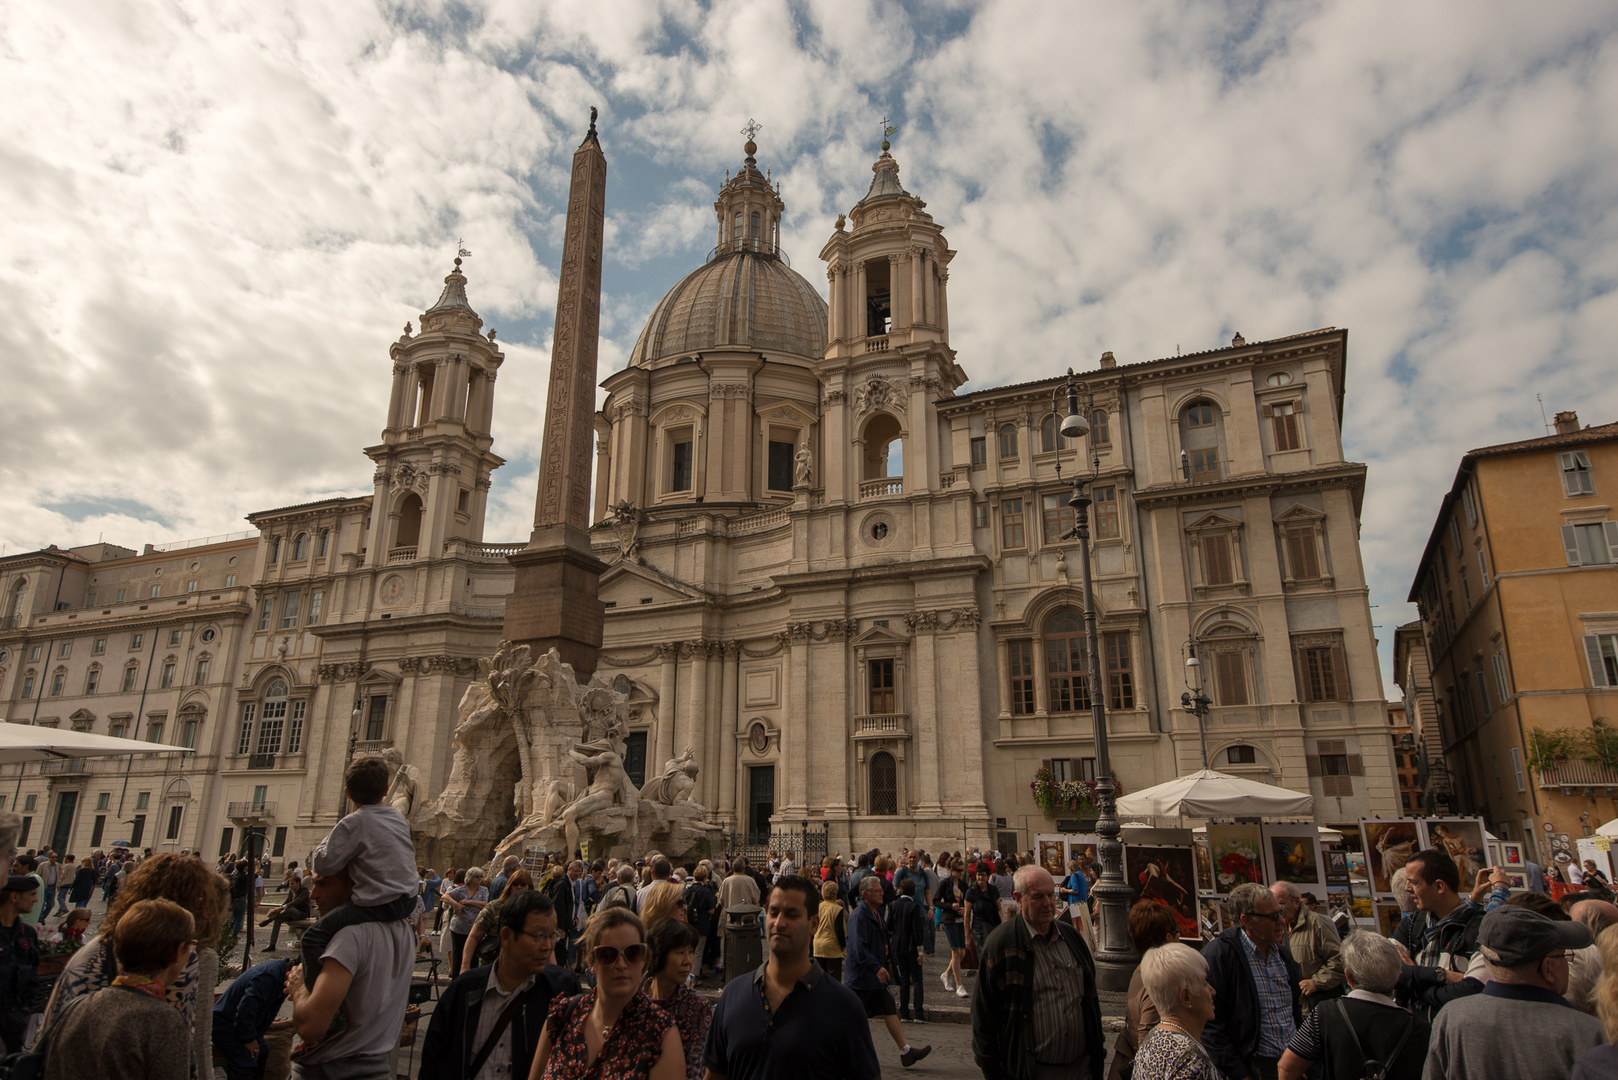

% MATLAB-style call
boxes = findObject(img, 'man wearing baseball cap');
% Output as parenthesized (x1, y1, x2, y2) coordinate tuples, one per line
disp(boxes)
(1424, 906, 1603, 1080)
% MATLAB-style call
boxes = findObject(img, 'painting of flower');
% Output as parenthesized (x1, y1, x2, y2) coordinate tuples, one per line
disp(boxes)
(1208, 824, 1264, 894)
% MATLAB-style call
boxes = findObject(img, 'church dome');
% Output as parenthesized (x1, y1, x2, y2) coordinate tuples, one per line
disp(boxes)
(630, 134, 828, 366)
(629, 248, 827, 365)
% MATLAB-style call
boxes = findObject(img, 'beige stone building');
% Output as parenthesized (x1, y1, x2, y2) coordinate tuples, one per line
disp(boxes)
(1, 138, 1399, 862)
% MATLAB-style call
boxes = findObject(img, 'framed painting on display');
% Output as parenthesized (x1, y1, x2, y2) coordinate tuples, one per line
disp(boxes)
(1195, 842, 1215, 894)
(1420, 818, 1488, 893)
(1360, 820, 1421, 895)
(1207, 824, 1265, 894)
(1038, 838, 1067, 877)
(1262, 825, 1324, 889)
(1124, 845, 1199, 938)
(1502, 841, 1525, 867)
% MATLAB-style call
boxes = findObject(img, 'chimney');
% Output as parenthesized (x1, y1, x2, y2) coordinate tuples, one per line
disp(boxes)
(1099, 350, 1116, 370)
(1554, 411, 1580, 435)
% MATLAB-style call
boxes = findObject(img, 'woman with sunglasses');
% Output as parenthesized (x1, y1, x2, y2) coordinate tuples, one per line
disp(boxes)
(529, 907, 684, 1080)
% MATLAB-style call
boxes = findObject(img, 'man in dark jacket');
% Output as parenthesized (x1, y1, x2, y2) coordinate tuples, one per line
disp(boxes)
(1390, 847, 1484, 1023)
(845, 875, 930, 1067)
(886, 878, 927, 1021)
(971, 865, 1102, 1080)
(212, 958, 289, 1079)
(421, 889, 580, 1080)
(1202, 882, 1304, 1080)
(541, 864, 574, 966)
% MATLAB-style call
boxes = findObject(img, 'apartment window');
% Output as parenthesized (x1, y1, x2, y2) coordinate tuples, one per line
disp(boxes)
(1561, 451, 1596, 496)
(1297, 642, 1349, 702)
(1474, 670, 1491, 717)
(303, 591, 323, 627)
(1001, 499, 1026, 550)
(869, 751, 897, 816)
(1585, 633, 1618, 688)
(166, 805, 184, 841)
(168, 629, 181, 646)
(1202, 534, 1235, 586)
(269, 536, 281, 564)
(1213, 649, 1249, 706)
(1093, 486, 1119, 539)
(20, 675, 34, 699)
(1268, 401, 1301, 451)
(1189, 449, 1220, 483)
(1091, 409, 1110, 446)
(767, 439, 795, 492)
(1309, 738, 1360, 797)
(1509, 747, 1526, 793)
(97, 792, 111, 811)
(121, 664, 138, 692)
(1284, 526, 1321, 580)
(998, 424, 1018, 460)
(366, 695, 388, 740)
(58, 641, 71, 658)
(160, 662, 175, 689)
(972, 503, 989, 529)
(237, 703, 256, 755)
(1008, 639, 1036, 715)
(1104, 631, 1135, 709)
(1039, 414, 1058, 453)
(23, 794, 36, 812)
(148, 584, 161, 599)
(970, 436, 987, 467)
(185, 579, 197, 593)
(92, 637, 105, 655)
(180, 718, 199, 749)
(1492, 651, 1510, 702)
(1227, 744, 1257, 765)
(287, 700, 305, 754)
(129, 815, 145, 847)
(193, 658, 209, 685)
(224, 573, 237, 588)
(1462, 485, 1478, 528)
(28, 645, 40, 661)
(86, 591, 97, 607)
(147, 718, 164, 744)
(868, 659, 896, 714)
(84, 668, 99, 695)
(130, 633, 142, 650)
(257, 600, 272, 631)
(1564, 522, 1617, 566)
(292, 533, 308, 561)
(1045, 609, 1091, 712)
(319, 529, 331, 557)
(669, 437, 694, 492)
(114, 587, 127, 603)
(50, 671, 65, 696)
(1186, 402, 1215, 428)
(109, 720, 127, 740)
(278, 590, 301, 630)
(1042, 493, 1074, 544)
(90, 816, 104, 847)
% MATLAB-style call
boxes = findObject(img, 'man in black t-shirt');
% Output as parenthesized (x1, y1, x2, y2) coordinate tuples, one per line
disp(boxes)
(703, 875, 881, 1080)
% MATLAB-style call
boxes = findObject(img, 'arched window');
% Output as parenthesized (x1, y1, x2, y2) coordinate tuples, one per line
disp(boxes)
(750, 212, 761, 247)
(1181, 400, 1221, 482)
(318, 528, 331, 557)
(291, 533, 308, 561)
(1091, 409, 1110, 446)
(863, 414, 903, 480)
(257, 678, 288, 757)
(998, 423, 1018, 460)
(1039, 414, 1058, 453)
(4, 579, 25, 623)
(395, 493, 423, 550)
(870, 752, 897, 816)
(1044, 609, 1091, 713)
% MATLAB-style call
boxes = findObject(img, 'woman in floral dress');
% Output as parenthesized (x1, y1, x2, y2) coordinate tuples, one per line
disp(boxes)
(1132, 942, 1224, 1080)
(643, 919, 711, 1080)
(529, 906, 684, 1080)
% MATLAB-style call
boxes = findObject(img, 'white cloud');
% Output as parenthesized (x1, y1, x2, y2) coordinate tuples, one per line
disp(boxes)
(3, 0, 1616, 694)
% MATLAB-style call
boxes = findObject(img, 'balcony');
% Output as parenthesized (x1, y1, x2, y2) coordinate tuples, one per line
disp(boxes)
(1538, 760, 1618, 792)
(38, 759, 88, 776)
(386, 546, 417, 564)
(855, 713, 909, 739)
(859, 478, 904, 500)
(246, 753, 278, 770)
(354, 739, 394, 755)
(0, 615, 20, 630)
(863, 335, 891, 353)
(227, 801, 276, 821)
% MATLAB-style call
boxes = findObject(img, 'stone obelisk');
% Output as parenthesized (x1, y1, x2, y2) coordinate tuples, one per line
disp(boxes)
(504, 110, 609, 675)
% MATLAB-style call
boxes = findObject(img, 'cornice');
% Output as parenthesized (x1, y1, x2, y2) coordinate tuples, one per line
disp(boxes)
(1130, 463, 1367, 508)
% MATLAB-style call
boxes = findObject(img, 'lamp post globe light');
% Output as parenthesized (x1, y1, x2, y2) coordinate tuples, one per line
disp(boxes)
(1052, 368, 1136, 990)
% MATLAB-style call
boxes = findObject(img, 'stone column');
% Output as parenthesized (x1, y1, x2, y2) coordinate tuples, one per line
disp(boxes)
(718, 643, 739, 823)
(912, 249, 927, 325)
(784, 628, 809, 815)
(681, 641, 709, 768)
(387, 362, 409, 430)
(656, 643, 678, 770)
(504, 115, 609, 675)
(912, 624, 942, 813)
(854, 261, 867, 339)
(826, 268, 839, 344)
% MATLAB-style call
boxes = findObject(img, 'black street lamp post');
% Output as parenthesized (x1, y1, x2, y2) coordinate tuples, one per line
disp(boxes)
(1182, 642, 1213, 768)
(1052, 369, 1136, 990)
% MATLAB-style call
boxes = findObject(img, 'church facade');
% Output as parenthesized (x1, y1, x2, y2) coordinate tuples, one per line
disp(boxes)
(0, 137, 1398, 862)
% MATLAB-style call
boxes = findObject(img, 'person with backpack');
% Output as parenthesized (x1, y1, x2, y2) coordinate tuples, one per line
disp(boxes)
(599, 865, 639, 912)
(1277, 932, 1427, 1080)
(684, 865, 716, 978)
(1390, 848, 1485, 1023)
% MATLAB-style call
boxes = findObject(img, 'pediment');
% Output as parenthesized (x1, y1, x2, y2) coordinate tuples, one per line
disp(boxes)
(851, 623, 910, 646)
(756, 399, 818, 427)
(600, 561, 705, 606)
(68, 708, 96, 723)
(1273, 503, 1327, 524)
(1186, 512, 1242, 533)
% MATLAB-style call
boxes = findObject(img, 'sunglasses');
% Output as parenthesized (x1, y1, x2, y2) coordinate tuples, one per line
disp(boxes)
(591, 943, 647, 967)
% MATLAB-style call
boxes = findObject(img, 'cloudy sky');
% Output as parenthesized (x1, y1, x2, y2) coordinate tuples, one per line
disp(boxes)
(3, 1, 1616, 694)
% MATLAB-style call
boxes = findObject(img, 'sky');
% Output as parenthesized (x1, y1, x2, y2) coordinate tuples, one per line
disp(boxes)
(3, 0, 1616, 697)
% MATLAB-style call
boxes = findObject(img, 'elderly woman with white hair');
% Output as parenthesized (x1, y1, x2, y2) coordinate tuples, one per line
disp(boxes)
(1277, 931, 1428, 1080)
(1131, 942, 1221, 1080)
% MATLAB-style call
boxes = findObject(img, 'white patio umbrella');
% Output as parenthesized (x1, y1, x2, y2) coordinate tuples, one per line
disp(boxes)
(1596, 818, 1618, 840)
(0, 722, 194, 764)
(1115, 768, 1314, 819)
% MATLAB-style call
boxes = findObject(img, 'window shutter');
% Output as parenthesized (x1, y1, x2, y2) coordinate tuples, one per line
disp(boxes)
(1577, 452, 1596, 494)
(1262, 403, 1274, 418)
(1041, 758, 1053, 774)
(1065, 757, 1079, 779)
(1587, 635, 1611, 689)
(1205, 535, 1234, 585)
(1560, 452, 1577, 495)
(1306, 755, 1322, 776)
(1347, 754, 1364, 776)
(1330, 646, 1350, 701)
(1605, 521, 1618, 563)
(1318, 739, 1347, 755)
(1215, 650, 1248, 706)
(1564, 525, 1582, 566)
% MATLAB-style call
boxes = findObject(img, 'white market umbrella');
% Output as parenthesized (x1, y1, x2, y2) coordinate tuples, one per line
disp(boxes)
(0, 722, 194, 764)
(1115, 768, 1314, 820)
(1596, 819, 1618, 840)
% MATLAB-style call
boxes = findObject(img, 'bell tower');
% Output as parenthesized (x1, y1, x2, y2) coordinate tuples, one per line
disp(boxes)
(817, 137, 965, 506)
(363, 258, 506, 566)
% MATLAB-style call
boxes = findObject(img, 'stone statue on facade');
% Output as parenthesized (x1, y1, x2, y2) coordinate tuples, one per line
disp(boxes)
(854, 374, 905, 417)
(793, 443, 812, 488)
(608, 500, 642, 563)
(378, 746, 421, 820)
(641, 745, 700, 806)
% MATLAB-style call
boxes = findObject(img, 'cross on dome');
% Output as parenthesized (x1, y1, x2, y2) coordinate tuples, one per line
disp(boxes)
(740, 118, 762, 142)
